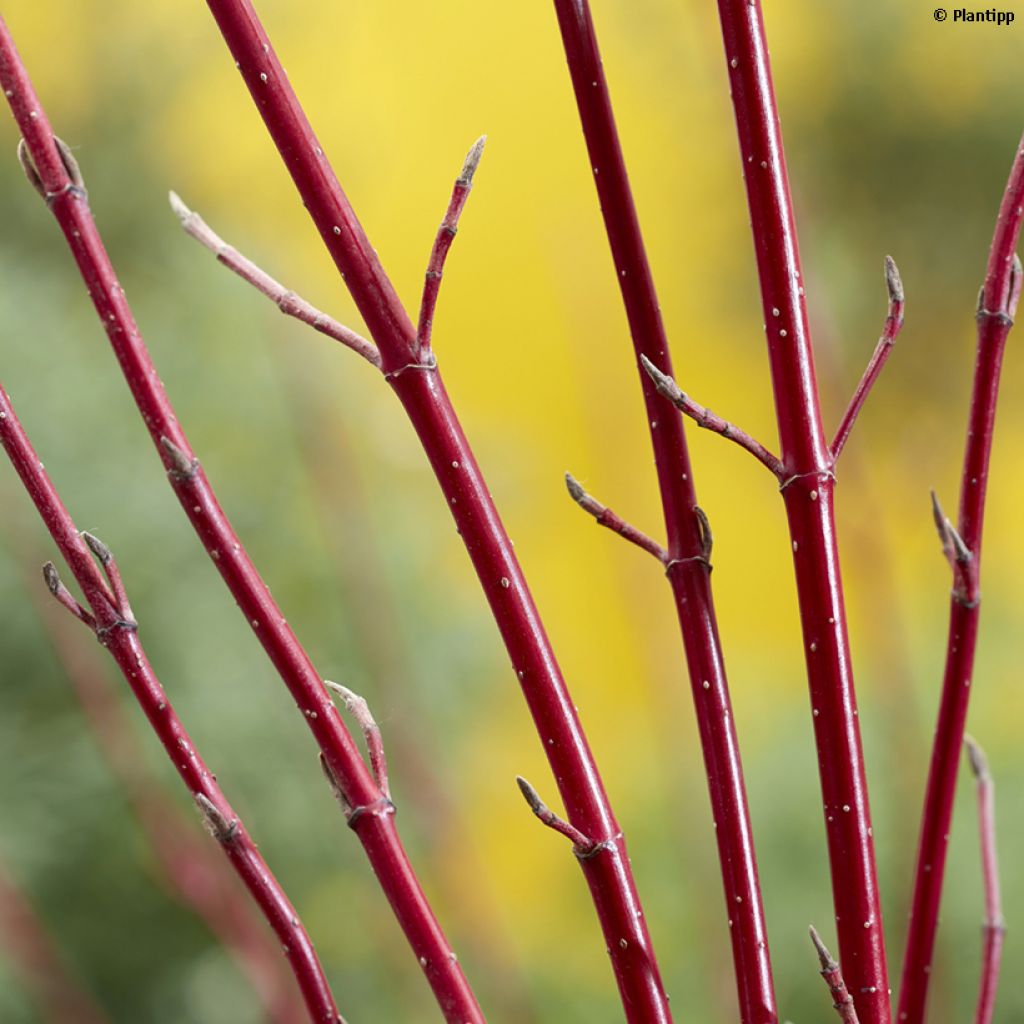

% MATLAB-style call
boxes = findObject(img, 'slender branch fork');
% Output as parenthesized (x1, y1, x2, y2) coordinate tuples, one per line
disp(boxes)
(179, 2, 674, 1019)
(13, 548, 305, 1023)
(964, 738, 1004, 1024)
(0, 385, 343, 1024)
(0, 19, 482, 1023)
(550, 2, 777, 1020)
(897, 135, 1024, 1024)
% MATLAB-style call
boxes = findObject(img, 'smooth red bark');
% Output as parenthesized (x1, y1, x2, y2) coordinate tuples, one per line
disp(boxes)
(897, 133, 1024, 1024)
(199, 2, 671, 1019)
(0, 384, 342, 1024)
(17, 565, 304, 1023)
(712, 3, 889, 1020)
(551, 3, 776, 1021)
(0, 19, 481, 1023)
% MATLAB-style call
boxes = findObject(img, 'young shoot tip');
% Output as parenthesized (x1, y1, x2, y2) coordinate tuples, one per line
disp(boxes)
(564, 472, 586, 503)
(884, 254, 904, 305)
(964, 735, 990, 781)
(458, 136, 487, 186)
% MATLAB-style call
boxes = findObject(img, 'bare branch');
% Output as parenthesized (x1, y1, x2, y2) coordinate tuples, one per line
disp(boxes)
(810, 926, 860, 1023)
(41, 561, 97, 631)
(640, 355, 784, 477)
(564, 472, 668, 563)
(965, 737, 1005, 1024)
(515, 776, 607, 860)
(416, 136, 486, 355)
(325, 681, 390, 800)
(831, 256, 906, 460)
(168, 191, 380, 367)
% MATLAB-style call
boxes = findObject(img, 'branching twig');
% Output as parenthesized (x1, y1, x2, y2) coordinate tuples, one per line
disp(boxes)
(809, 927, 859, 1023)
(548, 2, 778, 1017)
(0, 23, 480, 1021)
(6, 531, 305, 1023)
(965, 737, 1004, 1024)
(564, 473, 668, 563)
(417, 137, 485, 355)
(0, 384, 343, 1024)
(897, 133, 1024, 1024)
(641, 355, 784, 477)
(515, 777, 607, 860)
(325, 681, 390, 801)
(194, 3, 672, 1018)
(830, 256, 905, 460)
(168, 191, 380, 367)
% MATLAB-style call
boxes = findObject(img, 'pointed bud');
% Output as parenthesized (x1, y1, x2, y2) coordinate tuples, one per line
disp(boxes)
(884, 255, 904, 306)
(195, 793, 238, 844)
(808, 925, 837, 972)
(42, 561, 61, 595)
(965, 735, 990, 781)
(564, 472, 586, 504)
(81, 531, 112, 566)
(457, 136, 487, 186)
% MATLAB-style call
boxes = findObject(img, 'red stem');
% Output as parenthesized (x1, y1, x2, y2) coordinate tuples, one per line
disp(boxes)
(15, 556, 305, 1023)
(0, 19, 483, 1023)
(550, 3, 778, 1020)
(197, 2, 672, 1019)
(712, 3, 889, 1020)
(0, 385, 341, 1024)
(0, 860, 109, 1024)
(965, 739, 1004, 1024)
(897, 133, 1024, 1024)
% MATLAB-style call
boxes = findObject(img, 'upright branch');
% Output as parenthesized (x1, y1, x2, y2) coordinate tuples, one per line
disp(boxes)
(180, 2, 675, 1018)
(830, 257, 905, 460)
(0, 385, 342, 1024)
(897, 133, 1024, 1024)
(550, 2, 778, 1019)
(964, 738, 1004, 1024)
(809, 927, 859, 1024)
(0, 19, 484, 1022)
(417, 137, 485, 355)
(710, 3, 890, 1019)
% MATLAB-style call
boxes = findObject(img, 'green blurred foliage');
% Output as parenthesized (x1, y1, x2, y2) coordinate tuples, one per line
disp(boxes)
(0, 1, 1022, 1021)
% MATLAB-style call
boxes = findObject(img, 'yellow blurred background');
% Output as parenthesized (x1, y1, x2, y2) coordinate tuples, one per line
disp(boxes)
(0, 1, 1022, 1020)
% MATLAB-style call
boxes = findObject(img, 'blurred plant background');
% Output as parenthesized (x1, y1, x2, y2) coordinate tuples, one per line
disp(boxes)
(0, 2, 1021, 1021)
